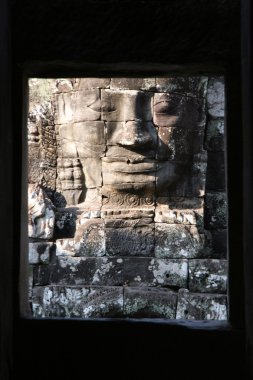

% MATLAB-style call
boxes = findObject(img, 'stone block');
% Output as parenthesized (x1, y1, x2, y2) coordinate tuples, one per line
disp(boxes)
(73, 219, 105, 257)
(33, 256, 124, 286)
(55, 90, 101, 124)
(154, 224, 204, 258)
(154, 206, 199, 225)
(105, 225, 155, 256)
(28, 155, 41, 183)
(189, 259, 228, 293)
(101, 185, 155, 209)
(80, 157, 102, 187)
(176, 289, 227, 320)
(165, 196, 204, 209)
(28, 265, 34, 300)
(211, 229, 227, 258)
(55, 93, 74, 124)
(207, 77, 225, 118)
(124, 287, 177, 318)
(78, 78, 110, 89)
(28, 185, 55, 240)
(111, 78, 156, 91)
(102, 157, 156, 185)
(156, 76, 208, 97)
(29, 242, 54, 264)
(32, 286, 124, 318)
(157, 127, 194, 161)
(56, 239, 76, 256)
(72, 121, 105, 145)
(105, 144, 156, 159)
(205, 192, 227, 229)
(153, 93, 205, 128)
(124, 258, 188, 288)
(58, 122, 106, 158)
(206, 151, 226, 191)
(54, 209, 78, 239)
(205, 119, 225, 151)
(71, 89, 101, 123)
(101, 90, 153, 122)
(188, 160, 207, 197)
(103, 217, 154, 229)
(55, 79, 73, 92)
(102, 207, 154, 223)
(80, 188, 102, 212)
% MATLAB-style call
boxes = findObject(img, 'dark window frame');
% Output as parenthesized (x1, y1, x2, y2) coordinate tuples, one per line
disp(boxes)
(18, 62, 243, 331)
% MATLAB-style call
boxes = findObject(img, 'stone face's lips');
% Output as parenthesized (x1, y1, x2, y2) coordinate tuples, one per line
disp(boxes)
(102, 159, 157, 173)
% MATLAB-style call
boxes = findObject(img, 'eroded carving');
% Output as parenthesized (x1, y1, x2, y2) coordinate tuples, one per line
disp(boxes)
(28, 184, 55, 239)
(28, 76, 227, 320)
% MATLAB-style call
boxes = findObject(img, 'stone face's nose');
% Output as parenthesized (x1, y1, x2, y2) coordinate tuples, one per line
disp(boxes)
(117, 120, 157, 148)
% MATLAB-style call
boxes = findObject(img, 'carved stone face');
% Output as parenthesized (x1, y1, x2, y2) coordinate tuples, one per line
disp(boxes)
(100, 89, 204, 202)
(53, 80, 206, 208)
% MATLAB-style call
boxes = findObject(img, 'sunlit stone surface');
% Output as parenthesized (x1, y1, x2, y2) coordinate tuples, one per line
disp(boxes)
(28, 76, 227, 320)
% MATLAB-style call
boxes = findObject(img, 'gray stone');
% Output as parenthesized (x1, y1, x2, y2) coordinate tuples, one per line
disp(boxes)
(101, 185, 155, 208)
(105, 225, 155, 256)
(102, 157, 156, 185)
(58, 122, 106, 158)
(28, 265, 33, 300)
(80, 157, 102, 187)
(28, 184, 55, 240)
(33, 256, 124, 286)
(156, 161, 187, 192)
(105, 144, 156, 159)
(205, 119, 225, 151)
(32, 286, 124, 318)
(188, 160, 207, 197)
(153, 93, 205, 128)
(106, 121, 157, 148)
(72, 121, 105, 145)
(111, 78, 156, 91)
(176, 289, 227, 320)
(155, 224, 204, 258)
(164, 196, 204, 210)
(54, 208, 78, 239)
(102, 207, 154, 222)
(78, 78, 110, 89)
(80, 188, 102, 212)
(157, 126, 193, 161)
(154, 205, 201, 225)
(104, 217, 153, 229)
(189, 259, 228, 293)
(101, 90, 153, 122)
(56, 239, 76, 256)
(29, 242, 54, 264)
(205, 192, 227, 229)
(156, 76, 208, 97)
(124, 287, 177, 318)
(73, 219, 105, 257)
(207, 77, 225, 118)
(206, 152, 226, 191)
(211, 229, 227, 258)
(55, 90, 101, 124)
(54, 93, 74, 124)
(56, 79, 73, 92)
(124, 258, 188, 288)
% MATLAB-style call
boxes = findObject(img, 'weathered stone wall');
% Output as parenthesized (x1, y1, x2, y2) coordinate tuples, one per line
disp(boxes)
(28, 76, 227, 320)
